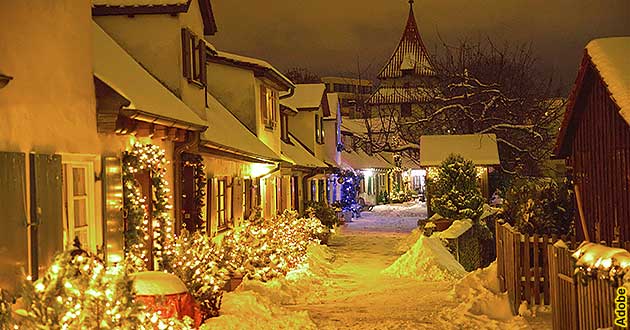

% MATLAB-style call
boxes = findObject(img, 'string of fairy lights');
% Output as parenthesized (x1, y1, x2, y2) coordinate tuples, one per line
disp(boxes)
(1, 142, 331, 328)
(122, 143, 175, 271)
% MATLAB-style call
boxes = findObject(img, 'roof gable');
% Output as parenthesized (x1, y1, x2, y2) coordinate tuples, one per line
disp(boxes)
(92, 0, 217, 36)
(554, 37, 630, 157)
(377, 1, 435, 79)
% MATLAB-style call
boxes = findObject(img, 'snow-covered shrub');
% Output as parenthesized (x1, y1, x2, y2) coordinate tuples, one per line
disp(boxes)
(216, 210, 327, 283)
(502, 177, 574, 235)
(429, 154, 484, 221)
(8, 247, 190, 329)
(303, 201, 340, 230)
(165, 230, 230, 319)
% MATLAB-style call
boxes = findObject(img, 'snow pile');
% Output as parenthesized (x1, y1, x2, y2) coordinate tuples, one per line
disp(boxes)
(200, 290, 316, 330)
(382, 235, 467, 281)
(439, 262, 529, 329)
(370, 201, 427, 217)
(237, 243, 335, 305)
(396, 227, 422, 253)
(435, 219, 472, 239)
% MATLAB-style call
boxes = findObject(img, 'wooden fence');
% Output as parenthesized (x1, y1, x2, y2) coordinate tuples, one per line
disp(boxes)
(495, 220, 578, 314)
(496, 219, 630, 329)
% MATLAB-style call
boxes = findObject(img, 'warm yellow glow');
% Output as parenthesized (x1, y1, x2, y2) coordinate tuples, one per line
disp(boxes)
(362, 168, 374, 178)
(108, 253, 123, 264)
(411, 169, 426, 177)
(249, 163, 275, 178)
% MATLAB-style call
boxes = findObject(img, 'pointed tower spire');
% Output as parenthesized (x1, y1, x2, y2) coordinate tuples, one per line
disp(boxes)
(377, 1, 434, 79)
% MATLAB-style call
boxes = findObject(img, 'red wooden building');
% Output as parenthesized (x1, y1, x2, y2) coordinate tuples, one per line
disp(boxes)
(555, 37, 630, 243)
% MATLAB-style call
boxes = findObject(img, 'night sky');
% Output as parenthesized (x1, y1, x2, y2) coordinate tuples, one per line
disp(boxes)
(208, 0, 630, 90)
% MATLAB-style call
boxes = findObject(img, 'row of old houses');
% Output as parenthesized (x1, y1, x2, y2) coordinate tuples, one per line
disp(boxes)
(0, 0, 408, 293)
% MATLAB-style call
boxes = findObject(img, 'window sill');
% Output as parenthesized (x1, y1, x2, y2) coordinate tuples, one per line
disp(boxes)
(216, 226, 230, 234)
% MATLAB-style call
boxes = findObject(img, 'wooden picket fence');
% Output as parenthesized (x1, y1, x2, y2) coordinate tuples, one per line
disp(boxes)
(496, 219, 630, 329)
(495, 220, 578, 314)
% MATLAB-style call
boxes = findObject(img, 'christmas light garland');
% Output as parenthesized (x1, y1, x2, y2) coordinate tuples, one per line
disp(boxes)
(182, 154, 207, 231)
(123, 143, 174, 271)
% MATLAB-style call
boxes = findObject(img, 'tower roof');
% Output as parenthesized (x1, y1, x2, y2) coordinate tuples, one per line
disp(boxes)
(377, 1, 435, 79)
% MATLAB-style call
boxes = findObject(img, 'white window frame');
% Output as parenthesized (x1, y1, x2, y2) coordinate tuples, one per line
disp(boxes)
(61, 155, 98, 254)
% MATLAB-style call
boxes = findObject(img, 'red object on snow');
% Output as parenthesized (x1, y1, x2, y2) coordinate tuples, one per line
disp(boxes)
(132, 271, 203, 328)
(136, 292, 202, 327)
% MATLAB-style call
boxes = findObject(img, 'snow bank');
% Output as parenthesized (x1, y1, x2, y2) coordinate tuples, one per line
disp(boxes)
(382, 235, 467, 281)
(435, 219, 472, 239)
(370, 201, 427, 217)
(200, 290, 316, 330)
(396, 227, 422, 253)
(237, 243, 335, 305)
(439, 262, 530, 329)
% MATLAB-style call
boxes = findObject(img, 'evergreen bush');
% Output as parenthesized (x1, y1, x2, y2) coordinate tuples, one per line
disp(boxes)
(502, 177, 574, 235)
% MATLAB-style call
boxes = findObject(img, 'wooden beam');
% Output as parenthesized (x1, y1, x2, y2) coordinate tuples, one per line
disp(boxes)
(135, 122, 154, 138)
(153, 125, 168, 140)
(115, 115, 137, 135)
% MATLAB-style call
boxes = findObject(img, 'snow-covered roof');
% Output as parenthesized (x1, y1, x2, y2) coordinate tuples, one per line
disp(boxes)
(586, 37, 630, 124)
(435, 219, 472, 239)
(281, 135, 327, 168)
(341, 149, 393, 170)
(325, 93, 340, 120)
(280, 84, 326, 110)
(212, 51, 294, 90)
(92, 22, 207, 129)
(420, 134, 500, 166)
(202, 93, 283, 162)
(366, 86, 433, 105)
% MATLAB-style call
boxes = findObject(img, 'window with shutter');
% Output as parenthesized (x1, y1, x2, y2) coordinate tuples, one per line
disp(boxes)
(181, 28, 206, 88)
(181, 28, 191, 80)
(0, 152, 28, 291)
(217, 178, 227, 230)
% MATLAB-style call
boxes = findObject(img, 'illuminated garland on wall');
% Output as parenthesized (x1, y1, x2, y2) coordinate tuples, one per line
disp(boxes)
(122, 143, 174, 271)
(183, 154, 207, 231)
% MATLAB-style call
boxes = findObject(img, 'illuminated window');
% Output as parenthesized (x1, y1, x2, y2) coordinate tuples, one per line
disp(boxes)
(62, 161, 96, 253)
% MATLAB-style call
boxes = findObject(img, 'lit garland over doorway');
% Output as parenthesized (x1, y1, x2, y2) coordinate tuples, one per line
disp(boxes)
(122, 143, 174, 271)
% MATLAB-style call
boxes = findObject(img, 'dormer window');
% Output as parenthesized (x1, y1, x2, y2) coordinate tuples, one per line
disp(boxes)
(315, 115, 325, 144)
(261, 85, 277, 129)
(181, 28, 207, 87)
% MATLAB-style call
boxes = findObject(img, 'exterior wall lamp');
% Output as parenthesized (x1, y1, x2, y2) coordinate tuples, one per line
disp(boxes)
(0, 72, 13, 89)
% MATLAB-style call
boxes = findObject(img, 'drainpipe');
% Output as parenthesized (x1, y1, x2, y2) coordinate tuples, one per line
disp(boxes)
(279, 87, 295, 100)
(173, 131, 201, 235)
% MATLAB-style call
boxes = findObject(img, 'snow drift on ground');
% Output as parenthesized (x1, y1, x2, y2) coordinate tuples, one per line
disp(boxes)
(438, 262, 530, 329)
(200, 290, 316, 330)
(201, 244, 333, 329)
(369, 201, 427, 218)
(396, 227, 422, 253)
(237, 243, 335, 305)
(382, 235, 467, 281)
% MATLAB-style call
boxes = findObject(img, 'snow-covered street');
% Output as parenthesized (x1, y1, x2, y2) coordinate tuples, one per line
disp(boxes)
(203, 202, 552, 329)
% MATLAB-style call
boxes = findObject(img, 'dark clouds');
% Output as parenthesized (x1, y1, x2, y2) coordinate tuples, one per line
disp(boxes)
(208, 0, 630, 89)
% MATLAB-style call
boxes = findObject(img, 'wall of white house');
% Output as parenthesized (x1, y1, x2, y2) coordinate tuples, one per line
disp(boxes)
(93, 16, 183, 106)
(290, 111, 317, 153)
(205, 61, 257, 132)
